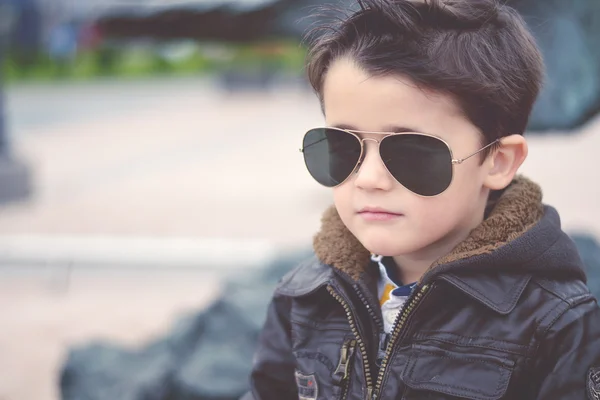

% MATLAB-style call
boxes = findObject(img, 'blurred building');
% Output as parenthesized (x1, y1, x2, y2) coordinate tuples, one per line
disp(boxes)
(29, 0, 330, 43)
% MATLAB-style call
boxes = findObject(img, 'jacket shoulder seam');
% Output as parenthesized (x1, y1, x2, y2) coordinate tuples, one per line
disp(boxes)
(531, 277, 592, 304)
(534, 291, 595, 340)
(274, 254, 332, 297)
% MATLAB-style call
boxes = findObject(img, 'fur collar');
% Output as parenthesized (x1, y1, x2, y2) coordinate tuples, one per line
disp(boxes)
(313, 176, 544, 281)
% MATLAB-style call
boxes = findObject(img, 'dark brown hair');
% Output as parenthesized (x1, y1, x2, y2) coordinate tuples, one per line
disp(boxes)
(305, 0, 545, 154)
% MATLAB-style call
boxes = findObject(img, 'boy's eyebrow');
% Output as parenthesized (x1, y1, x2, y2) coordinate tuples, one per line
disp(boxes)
(331, 123, 427, 134)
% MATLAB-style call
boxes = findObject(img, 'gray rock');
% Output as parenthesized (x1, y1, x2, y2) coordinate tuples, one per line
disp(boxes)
(170, 251, 309, 400)
(59, 250, 308, 400)
(60, 341, 175, 400)
(172, 300, 259, 400)
(509, 0, 600, 131)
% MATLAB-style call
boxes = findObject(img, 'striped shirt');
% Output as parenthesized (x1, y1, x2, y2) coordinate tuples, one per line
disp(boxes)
(372, 254, 418, 334)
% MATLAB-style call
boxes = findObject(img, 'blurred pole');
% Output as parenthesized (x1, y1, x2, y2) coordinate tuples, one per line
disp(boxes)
(0, 0, 10, 155)
(0, 57, 5, 156)
(0, 0, 31, 203)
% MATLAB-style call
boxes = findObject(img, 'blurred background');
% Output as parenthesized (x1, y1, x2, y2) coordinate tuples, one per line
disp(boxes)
(0, 0, 599, 399)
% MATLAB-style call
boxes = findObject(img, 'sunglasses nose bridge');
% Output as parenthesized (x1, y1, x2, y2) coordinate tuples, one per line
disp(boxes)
(360, 137, 381, 145)
(358, 136, 383, 161)
(359, 137, 382, 156)
(360, 137, 385, 159)
(354, 136, 386, 174)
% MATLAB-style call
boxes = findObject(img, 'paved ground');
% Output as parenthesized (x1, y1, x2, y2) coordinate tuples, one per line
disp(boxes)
(0, 77, 598, 400)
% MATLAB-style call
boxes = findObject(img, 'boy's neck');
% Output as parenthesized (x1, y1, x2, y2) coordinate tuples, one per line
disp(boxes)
(392, 200, 488, 284)
(392, 231, 471, 283)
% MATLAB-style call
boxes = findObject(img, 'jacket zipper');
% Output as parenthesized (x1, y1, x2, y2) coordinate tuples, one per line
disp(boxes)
(327, 285, 375, 396)
(353, 284, 389, 368)
(333, 339, 357, 400)
(354, 283, 384, 331)
(371, 284, 431, 400)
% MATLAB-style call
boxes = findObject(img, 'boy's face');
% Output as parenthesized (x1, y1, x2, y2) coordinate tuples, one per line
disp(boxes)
(322, 58, 493, 259)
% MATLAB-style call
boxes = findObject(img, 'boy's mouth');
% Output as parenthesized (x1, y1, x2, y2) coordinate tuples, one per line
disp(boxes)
(358, 206, 404, 221)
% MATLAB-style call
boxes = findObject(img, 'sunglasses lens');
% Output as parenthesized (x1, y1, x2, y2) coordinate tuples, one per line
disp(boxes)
(380, 134, 453, 196)
(302, 128, 362, 187)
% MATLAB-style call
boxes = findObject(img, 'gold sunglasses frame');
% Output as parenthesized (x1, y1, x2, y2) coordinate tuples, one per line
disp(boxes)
(299, 127, 500, 196)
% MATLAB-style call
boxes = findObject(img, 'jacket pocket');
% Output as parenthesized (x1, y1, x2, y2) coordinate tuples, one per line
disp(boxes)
(294, 338, 357, 400)
(401, 344, 514, 400)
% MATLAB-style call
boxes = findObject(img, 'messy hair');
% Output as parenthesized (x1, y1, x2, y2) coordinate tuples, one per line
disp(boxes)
(305, 0, 545, 154)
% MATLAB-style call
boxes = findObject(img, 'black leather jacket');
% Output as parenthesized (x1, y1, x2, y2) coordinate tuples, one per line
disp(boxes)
(243, 178, 600, 400)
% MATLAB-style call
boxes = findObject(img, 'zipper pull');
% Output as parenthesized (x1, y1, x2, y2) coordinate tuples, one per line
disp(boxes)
(367, 387, 378, 400)
(375, 333, 389, 367)
(333, 339, 356, 385)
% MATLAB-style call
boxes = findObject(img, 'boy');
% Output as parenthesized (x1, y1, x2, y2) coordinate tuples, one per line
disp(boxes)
(243, 0, 600, 399)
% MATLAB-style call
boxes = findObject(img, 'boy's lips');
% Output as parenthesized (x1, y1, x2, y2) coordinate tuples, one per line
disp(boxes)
(357, 206, 404, 221)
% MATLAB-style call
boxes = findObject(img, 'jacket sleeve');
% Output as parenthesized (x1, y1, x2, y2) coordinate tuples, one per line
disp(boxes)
(240, 293, 298, 400)
(534, 297, 600, 399)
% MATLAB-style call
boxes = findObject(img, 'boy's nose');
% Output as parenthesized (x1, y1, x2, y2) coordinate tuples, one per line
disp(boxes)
(353, 140, 395, 191)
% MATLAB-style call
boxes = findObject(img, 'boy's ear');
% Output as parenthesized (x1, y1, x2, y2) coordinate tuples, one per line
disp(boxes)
(483, 134, 528, 190)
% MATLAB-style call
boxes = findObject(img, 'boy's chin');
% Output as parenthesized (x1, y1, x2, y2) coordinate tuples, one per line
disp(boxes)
(358, 233, 420, 258)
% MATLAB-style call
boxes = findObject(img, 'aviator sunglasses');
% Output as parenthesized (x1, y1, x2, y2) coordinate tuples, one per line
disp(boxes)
(300, 127, 499, 197)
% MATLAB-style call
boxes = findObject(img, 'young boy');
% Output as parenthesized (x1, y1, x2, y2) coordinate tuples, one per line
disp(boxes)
(243, 0, 600, 399)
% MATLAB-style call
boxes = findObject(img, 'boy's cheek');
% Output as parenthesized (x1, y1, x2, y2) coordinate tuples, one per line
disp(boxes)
(332, 185, 354, 215)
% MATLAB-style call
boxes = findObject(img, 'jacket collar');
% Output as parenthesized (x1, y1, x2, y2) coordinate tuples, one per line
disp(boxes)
(439, 273, 531, 314)
(312, 175, 546, 313)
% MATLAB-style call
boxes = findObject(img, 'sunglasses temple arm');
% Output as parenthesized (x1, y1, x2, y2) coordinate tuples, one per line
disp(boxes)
(452, 139, 500, 164)
(299, 137, 329, 152)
